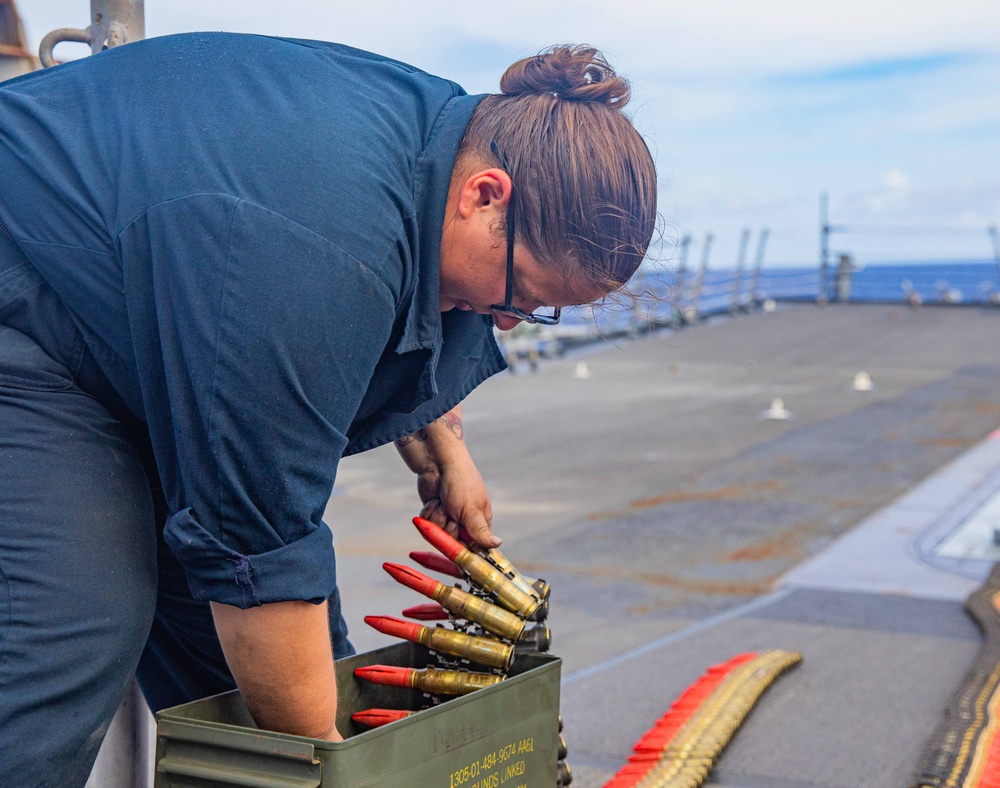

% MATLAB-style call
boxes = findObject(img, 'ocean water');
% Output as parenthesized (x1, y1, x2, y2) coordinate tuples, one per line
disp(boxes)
(555, 259, 1000, 341)
(847, 260, 1000, 303)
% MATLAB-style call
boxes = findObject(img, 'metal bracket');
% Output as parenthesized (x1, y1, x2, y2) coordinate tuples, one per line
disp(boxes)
(39, 27, 92, 68)
(38, 1, 145, 67)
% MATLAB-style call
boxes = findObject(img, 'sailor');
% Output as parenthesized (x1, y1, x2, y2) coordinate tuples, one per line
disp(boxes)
(0, 32, 656, 784)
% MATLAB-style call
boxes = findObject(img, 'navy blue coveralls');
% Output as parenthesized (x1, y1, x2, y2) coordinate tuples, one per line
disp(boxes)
(0, 33, 505, 785)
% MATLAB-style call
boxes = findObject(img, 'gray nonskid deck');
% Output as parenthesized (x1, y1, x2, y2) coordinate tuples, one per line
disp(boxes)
(566, 593, 979, 788)
(781, 431, 1000, 601)
(325, 304, 1000, 787)
(564, 432, 1000, 788)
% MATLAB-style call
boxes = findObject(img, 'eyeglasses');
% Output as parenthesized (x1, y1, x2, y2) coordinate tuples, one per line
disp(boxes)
(489, 143, 561, 326)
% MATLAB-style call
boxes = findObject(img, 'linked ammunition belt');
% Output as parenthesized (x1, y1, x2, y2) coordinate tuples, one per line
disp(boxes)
(911, 563, 1000, 788)
(604, 650, 802, 788)
(354, 516, 572, 785)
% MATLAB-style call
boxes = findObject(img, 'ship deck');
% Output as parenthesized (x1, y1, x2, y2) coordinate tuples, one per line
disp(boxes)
(328, 302, 1000, 787)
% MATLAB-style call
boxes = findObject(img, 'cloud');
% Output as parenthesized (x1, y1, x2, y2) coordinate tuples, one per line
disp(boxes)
(766, 51, 979, 87)
(857, 167, 914, 212)
(20, 1, 1000, 72)
(13, 0, 1000, 263)
(851, 174, 908, 217)
(883, 168, 912, 191)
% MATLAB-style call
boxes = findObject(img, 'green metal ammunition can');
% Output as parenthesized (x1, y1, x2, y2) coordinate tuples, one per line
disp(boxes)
(154, 642, 561, 787)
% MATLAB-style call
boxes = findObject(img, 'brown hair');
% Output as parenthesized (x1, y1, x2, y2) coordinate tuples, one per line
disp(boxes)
(458, 45, 658, 295)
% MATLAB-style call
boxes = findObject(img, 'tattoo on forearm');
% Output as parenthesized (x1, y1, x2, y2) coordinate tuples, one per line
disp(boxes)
(395, 430, 427, 446)
(394, 412, 463, 447)
(440, 411, 464, 440)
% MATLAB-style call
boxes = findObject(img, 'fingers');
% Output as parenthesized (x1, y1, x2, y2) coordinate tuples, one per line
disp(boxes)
(419, 499, 447, 527)
(419, 500, 460, 539)
(417, 500, 498, 546)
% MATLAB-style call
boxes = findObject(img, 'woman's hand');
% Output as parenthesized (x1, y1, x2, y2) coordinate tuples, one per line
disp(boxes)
(394, 406, 500, 548)
(417, 453, 496, 547)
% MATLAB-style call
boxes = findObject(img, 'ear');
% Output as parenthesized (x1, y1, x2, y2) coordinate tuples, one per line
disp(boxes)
(457, 168, 512, 218)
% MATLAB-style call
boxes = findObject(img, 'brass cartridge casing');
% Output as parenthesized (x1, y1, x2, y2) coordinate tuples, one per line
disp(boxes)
(483, 547, 550, 600)
(457, 548, 541, 618)
(434, 585, 526, 641)
(421, 626, 514, 671)
(412, 668, 504, 696)
(411, 517, 539, 618)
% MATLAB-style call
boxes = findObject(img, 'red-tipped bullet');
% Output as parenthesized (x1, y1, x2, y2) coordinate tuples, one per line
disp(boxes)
(412, 517, 540, 618)
(413, 516, 465, 561)
(386, 564, 524, 640)
(365, 615, 423, 642)
(403, 603, 450, 621)
(457, 525, 549, 602)
(355, 664, 503, 695)
(354, 665, 415, 689)
(409, 551, 463, 579)
(351, 709, 414, 728)
(384, 562, 441, 597)
(365, 615, 513, 670)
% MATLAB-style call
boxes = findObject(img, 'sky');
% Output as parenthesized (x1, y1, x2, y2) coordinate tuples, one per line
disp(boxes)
(12, 0, 1000, 268)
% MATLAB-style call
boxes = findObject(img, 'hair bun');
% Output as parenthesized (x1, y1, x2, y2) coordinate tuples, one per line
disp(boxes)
(500, 45, 631, 108)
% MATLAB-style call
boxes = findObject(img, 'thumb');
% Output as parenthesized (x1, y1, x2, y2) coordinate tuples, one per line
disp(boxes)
(462, 510, 501, 549)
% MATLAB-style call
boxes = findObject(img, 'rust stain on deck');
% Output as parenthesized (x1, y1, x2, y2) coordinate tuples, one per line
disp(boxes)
(916, 437, 973, 449)
(718, 521, 813, 563)
(586, 480, 785, 522)
(517, 561, 775, 596)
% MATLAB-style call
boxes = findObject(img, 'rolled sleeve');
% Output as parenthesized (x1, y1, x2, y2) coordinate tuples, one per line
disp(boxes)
(164, 507, 338, 606)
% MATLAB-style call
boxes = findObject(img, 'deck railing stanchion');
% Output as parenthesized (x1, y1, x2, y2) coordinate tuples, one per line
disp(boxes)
(731, 227, 750, 312)
(750, 227, 769, 307)
(989, 226, 1000, 278)
(818, 192, 830, 304)
(673, 234, 691, 325)
(685, 233, 712, 324)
